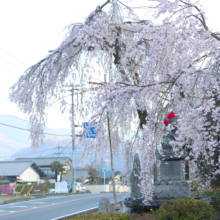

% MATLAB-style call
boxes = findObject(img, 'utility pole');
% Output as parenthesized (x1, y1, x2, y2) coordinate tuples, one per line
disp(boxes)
(104, 74, 117, 211)
(89, 75, 117, 210)
(66, 85, 82, 193)
(70, 87, 76, 193)
(66, 86, 77, 193)
(107, 113, 117, 210)
(53, 145, 65, 156)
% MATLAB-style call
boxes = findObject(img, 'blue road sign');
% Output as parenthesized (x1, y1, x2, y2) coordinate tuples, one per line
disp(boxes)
(69, 182, 73, 189)
(83, 122, 98, 138)
(102, 167, 106, 173)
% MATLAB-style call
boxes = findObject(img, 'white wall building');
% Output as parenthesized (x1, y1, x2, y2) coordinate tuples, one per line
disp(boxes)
(0, 161, 46, 184)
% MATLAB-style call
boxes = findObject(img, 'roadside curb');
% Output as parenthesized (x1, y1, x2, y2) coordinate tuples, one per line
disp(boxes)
(2, 192, 92, 205)
(3, 195, 46, 204)
(50, 192, 91, 197)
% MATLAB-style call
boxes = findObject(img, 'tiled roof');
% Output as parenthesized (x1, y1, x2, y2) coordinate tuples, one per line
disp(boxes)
(15, 157, 71, 166)
(97, 171, 120, 179)
(0, 161, 46, 177)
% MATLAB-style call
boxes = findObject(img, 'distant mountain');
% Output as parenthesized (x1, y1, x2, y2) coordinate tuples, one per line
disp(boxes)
(0, 115, 125, 171)
(0, 115, 71, 160)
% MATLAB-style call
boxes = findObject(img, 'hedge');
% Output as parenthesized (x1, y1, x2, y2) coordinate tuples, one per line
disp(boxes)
(68, 213, 131, 220)
(152, 198, 215, 220)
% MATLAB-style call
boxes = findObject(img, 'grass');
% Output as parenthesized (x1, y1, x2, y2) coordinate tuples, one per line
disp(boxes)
(130, 213, 158, 220)
(66, 213, 158, 220)
(67, 213, 131, 220)
(0, 195, 27, 200)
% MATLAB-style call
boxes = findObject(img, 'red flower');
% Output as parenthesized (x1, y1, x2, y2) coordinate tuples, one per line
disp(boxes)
(164, 119, 169, 125)
(167, 111, 176, 119)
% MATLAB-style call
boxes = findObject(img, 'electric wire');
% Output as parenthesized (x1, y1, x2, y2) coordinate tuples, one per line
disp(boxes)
(0, 56, 25, 72)
(0, 64, 20, 77)
(0, 113, 28, 122)
(0, 146, 71, 159)
(0, 108, 26, 117)
(0, 122, 70, 137)
(0, 47, 28, 67)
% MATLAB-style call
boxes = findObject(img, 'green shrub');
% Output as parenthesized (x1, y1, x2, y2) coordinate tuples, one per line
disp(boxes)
(153, 198, 215, 220)
(16, 184, 30, 193)
(130, 213, 158, 220)
(203, 188, 220, 209)
(68, 213, 131, 220)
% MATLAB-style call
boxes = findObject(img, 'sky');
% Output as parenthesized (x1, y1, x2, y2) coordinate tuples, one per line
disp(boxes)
(0, 0, 219, 132)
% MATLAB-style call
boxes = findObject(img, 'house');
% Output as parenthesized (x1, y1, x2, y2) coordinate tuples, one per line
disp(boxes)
(85, 170, 121, 185)
(65, 166, 90, 183)
(0, 161, 46, 184)
(98, 171, 121, 184)
(15, 157, 71, 182)
(15, 157, 89, 183)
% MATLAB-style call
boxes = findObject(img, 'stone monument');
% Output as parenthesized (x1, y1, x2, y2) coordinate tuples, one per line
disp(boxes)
(154, 112, 190, 200)
(124, 112, 191, 210)
(98, 197, 114, 213)
(130, 153, 142, 199)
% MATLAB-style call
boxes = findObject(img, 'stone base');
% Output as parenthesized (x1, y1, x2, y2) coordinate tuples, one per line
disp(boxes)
(124, 197, 168, 211)
(124, 194, 209, 212)
(153, 180, 190, 200)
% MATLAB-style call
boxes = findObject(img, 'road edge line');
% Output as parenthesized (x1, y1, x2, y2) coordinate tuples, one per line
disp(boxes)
(50, 206, 99, 220)
(51, 200, 124, 220)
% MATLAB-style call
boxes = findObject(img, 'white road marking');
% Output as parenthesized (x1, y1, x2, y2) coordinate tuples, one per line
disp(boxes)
(12, 206, 27, 208)
(30, 202, 45, 204)
(9, 211, 15, 213)
(51, 207, 98, 220)
(0, 210, 6, 212)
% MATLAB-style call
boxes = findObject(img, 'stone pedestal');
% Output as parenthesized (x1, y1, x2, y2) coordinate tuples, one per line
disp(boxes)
(154, 180, 190, 199)
(153, 160, 190, 200)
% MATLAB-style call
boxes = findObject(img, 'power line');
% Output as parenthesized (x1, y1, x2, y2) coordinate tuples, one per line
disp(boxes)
(0, 146, 71, 159)
(0, 56, 25, 72)
(0, 108, 27, 117)
(0, 47, 28, 67)
(0, 82, 10, 89)
(0, 113, 37, 124)
(0, 114, 71, 139)
(0, 64, 20, 77)
(0, 122, 70, 137)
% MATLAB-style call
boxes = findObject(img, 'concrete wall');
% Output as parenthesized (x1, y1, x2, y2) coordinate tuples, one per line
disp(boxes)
(109, 185, 130, 193)
(84, 184, 130, 194)
(63, 169, 89, 183)
(108, 174, 122, 184)
(19, 167, 40, 183)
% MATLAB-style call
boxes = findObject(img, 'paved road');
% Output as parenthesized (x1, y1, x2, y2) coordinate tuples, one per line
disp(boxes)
(0, 193, 126, 220)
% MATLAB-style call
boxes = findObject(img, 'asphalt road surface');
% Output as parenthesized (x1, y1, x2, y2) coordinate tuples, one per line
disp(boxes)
(0, 193, 126, 220)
